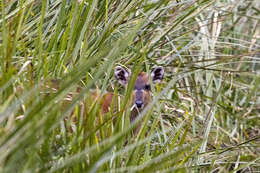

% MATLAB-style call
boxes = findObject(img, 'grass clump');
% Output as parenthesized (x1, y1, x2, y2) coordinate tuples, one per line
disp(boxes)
(0, 0, 259, 172)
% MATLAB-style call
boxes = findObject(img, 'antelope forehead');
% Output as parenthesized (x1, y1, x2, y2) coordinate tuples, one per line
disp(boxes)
(134, 76, 149, 90)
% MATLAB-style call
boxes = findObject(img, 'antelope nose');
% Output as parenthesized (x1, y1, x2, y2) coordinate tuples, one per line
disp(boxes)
(135, 101, 143, 108)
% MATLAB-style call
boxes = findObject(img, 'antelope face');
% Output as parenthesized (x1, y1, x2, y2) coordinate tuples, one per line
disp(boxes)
(114, 66, 164, 109)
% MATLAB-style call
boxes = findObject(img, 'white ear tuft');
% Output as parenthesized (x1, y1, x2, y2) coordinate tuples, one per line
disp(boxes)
(114, 66, 131, 86)
(151, 66, 164, 83)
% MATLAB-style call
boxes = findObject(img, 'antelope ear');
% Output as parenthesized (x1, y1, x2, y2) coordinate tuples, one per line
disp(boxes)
(114, 66, 131, 86)
(151, 66, 164, 83)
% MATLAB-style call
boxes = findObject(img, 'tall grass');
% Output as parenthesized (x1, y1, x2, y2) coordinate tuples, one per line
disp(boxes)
(0, 0, 259, 172)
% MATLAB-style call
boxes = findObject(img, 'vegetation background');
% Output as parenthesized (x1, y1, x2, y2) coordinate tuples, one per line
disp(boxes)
(0, 0, 259, 172)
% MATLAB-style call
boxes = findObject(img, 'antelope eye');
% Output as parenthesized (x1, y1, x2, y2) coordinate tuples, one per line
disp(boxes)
(144, 84, 151, 90)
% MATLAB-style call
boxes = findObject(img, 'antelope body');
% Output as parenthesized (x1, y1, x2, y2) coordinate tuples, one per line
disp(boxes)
(43, 66, 164, 130)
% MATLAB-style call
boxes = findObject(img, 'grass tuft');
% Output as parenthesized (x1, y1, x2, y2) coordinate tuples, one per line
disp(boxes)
(0, 0, 259, 172)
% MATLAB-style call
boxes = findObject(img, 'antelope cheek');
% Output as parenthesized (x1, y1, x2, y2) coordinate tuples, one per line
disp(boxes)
(144, 91, 151, 106)
(132, 91, 137, 106)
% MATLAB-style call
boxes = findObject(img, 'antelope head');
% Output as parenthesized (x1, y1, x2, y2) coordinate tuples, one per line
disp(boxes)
(114, 66, 164, 109)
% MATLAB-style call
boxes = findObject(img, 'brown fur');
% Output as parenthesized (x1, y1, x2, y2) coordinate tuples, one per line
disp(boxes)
(100, 92, 115, 114)
(39, 66, 163, 136)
